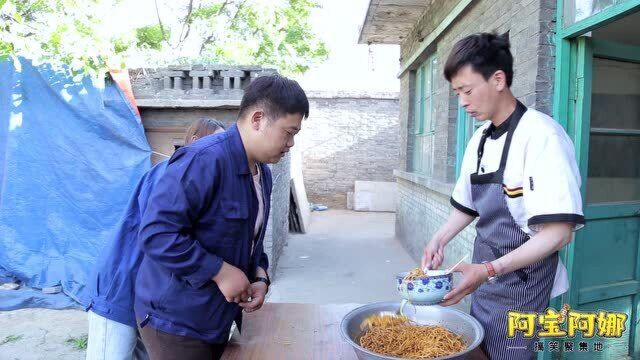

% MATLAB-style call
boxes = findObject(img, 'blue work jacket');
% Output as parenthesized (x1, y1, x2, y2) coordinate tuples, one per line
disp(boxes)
(84, 160, 167, 327)
(134, 124, 271, 344)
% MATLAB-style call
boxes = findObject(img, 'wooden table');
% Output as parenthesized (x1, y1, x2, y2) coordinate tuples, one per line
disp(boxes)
(222, 303, 488, 360)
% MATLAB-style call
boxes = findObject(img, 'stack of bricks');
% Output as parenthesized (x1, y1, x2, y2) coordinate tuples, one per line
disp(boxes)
(132, 65, 277, 99)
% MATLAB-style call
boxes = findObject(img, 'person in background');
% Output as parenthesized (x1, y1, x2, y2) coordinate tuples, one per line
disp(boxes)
(84, 118, 226, 360)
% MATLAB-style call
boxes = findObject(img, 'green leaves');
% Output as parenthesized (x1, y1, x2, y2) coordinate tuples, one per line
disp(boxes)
(194, 0, 328, 75)
(1, 0, 328, 76)
(135, 24, 165, 50)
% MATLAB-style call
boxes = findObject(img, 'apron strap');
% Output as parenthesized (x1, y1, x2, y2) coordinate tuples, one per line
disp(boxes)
(476, 128, 492, 173)
(497, 101, 527, 171)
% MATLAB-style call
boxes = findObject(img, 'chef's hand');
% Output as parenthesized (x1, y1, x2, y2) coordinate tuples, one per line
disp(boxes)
(421, 232, 446, 270)
(239, 282, 268, 313)
(440, 263, 489, 306)
(213, 262, 252, 303)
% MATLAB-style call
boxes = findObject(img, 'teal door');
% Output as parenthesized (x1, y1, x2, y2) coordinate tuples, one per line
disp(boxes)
(561, 36, 640, 359)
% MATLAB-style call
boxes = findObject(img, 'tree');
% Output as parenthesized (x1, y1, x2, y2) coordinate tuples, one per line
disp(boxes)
(0, 0, 134, 76)
(0, 0, 328, 76)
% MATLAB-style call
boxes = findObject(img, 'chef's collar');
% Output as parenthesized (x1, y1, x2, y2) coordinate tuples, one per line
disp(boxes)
(486, 101, 525, 140)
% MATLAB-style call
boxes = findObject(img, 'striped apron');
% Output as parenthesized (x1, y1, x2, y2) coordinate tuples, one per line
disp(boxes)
(469, 101, 558, 360)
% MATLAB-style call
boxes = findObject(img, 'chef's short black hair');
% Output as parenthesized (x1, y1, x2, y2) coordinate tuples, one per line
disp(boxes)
(238, 75, 309, 121)
(444, 32, 514, 87)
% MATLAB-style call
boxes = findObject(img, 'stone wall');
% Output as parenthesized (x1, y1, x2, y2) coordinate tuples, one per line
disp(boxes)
(297, 91, 401, 208)
(263, 154, 290, 279)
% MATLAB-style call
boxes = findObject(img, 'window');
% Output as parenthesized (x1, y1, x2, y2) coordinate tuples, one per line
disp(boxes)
(411, 54, 438, 175)
(454, 107, 483, 178)
(563, 0, 625, 27)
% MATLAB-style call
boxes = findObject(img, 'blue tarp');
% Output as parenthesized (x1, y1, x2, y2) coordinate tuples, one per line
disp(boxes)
(0, 57, 151, 309)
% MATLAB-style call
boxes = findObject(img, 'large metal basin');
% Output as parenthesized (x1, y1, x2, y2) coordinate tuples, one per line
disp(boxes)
(340, 301, 484, 360)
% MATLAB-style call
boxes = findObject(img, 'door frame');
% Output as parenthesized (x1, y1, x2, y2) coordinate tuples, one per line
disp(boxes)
(573, 36, 640, 356)
(547, 1, 640, 359)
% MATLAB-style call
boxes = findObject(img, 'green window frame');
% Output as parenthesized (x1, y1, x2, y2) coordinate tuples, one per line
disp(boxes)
(454, 107, 482, 178)
(411, 54, 438, 175)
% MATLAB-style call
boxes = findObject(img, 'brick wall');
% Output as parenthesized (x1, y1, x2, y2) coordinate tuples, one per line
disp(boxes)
(394, 0, 556, 288)
(297, 91, 400, 208)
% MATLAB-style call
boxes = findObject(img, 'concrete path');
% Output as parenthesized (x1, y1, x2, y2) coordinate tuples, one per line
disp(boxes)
(268, 209, 416, 304)
(0, 210, 416, 359)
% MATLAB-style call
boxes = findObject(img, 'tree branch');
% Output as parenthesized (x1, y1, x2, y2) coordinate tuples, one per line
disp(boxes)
(197, 0, 235, 55)
(175, 0, 195, 49)
(199, 33, 214, 55)
(154, 0, 171, 47)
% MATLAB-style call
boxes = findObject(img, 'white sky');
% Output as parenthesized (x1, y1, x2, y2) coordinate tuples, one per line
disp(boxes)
(293, 0, 400, 92)
(112, 0, 399, 92)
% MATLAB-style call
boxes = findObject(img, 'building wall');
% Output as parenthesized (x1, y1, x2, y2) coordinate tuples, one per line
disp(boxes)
(263, 154, 290, 279)
(394, 0, 557, 294)
(297, 91, 400, 208)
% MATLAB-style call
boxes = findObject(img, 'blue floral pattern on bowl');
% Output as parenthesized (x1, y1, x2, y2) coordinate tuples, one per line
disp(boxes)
(396, 270, 453, 305)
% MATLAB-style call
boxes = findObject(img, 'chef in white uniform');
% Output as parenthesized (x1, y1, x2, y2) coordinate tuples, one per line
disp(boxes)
(421, 32, 584, 360)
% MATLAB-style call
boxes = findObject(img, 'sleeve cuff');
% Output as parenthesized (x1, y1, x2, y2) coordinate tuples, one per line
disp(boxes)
(528, 213, 585, 232)
(184, 254, 224, 289)
(258, 252, 269, 272)
(450, 197, 479, 217)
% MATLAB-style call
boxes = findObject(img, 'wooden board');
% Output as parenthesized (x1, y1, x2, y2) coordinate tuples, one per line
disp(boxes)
(222, 303, 489, 360)
(222, 303, 359, 359)
(289, 147, 310, 233)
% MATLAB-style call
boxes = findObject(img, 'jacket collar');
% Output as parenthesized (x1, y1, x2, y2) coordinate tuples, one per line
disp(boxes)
(227, 124, 252, 175)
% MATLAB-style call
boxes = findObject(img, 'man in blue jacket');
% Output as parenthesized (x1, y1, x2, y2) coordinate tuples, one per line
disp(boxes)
(135, 75, 309, 359)
(85, 119, 226, 360)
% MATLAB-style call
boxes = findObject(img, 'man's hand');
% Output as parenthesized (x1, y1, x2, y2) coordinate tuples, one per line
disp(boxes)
(440, 263, 488, 306)
(239, 282, 268, 313)
(420, 208, 475, 271)
(213, 262, 251, 303)
(421, 232, 446, 270)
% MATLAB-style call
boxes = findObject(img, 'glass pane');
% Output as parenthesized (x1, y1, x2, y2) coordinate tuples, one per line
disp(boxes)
(424, 97, 432, 133)
(422, 135, 433, 177)
(592, 57, 640, 130)
(563, 0, 622, 27)
(431, 57, 438, 92)
(473, 118, 484, 131)
(423, 63, 430, 132)
(423, 63, 431, 100)
(414, 100, 423, 134)
(430, 57, 438, 132)
(412, 135, 423, 173)
(463, 117, 483, 143)
(587, 134, 640, 203)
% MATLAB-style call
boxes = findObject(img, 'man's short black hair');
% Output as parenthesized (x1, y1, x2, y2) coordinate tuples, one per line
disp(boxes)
(238, 75, 309, 121)
(444, 32, 513, 87)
